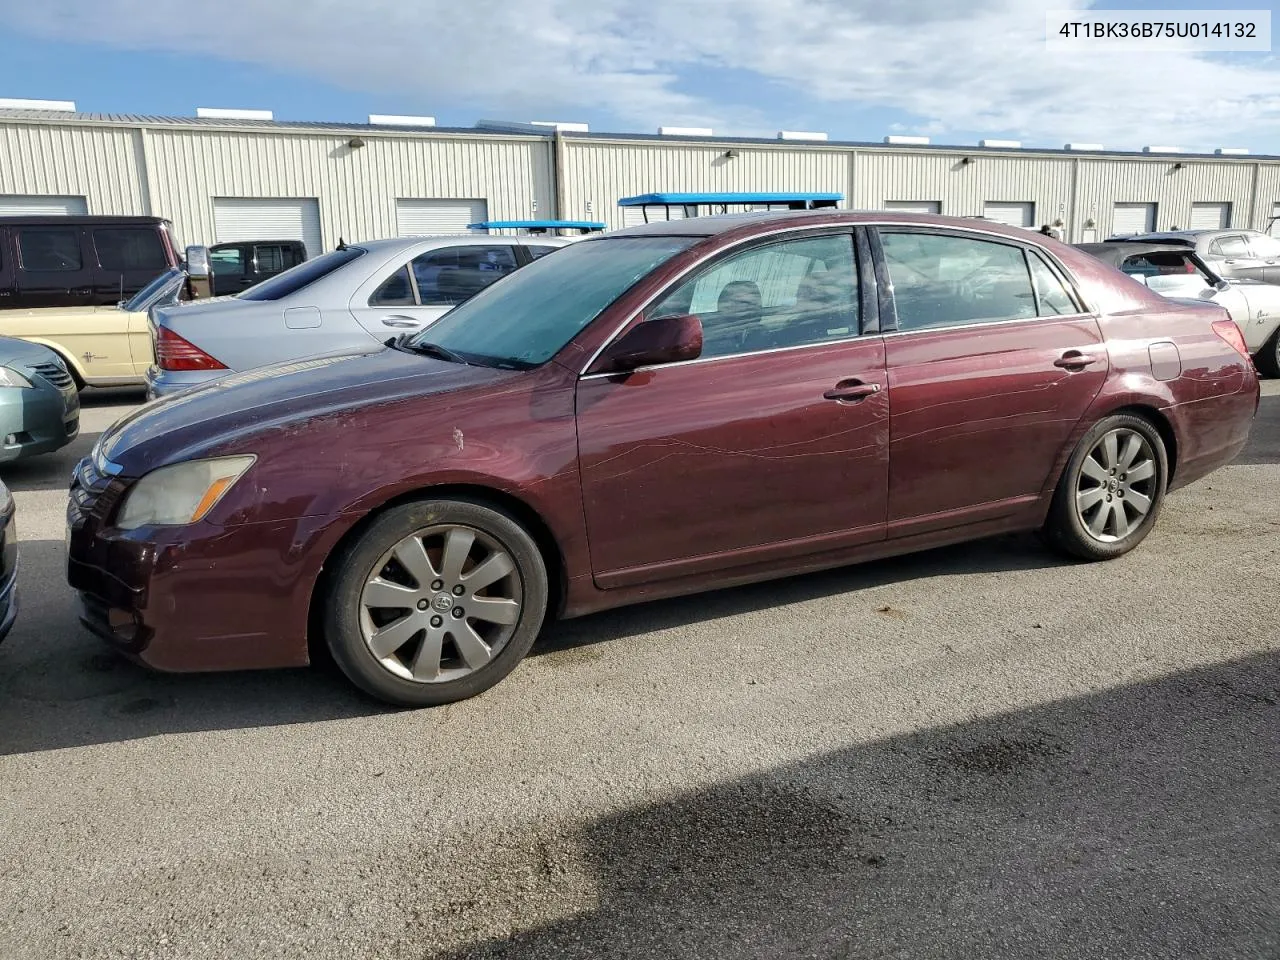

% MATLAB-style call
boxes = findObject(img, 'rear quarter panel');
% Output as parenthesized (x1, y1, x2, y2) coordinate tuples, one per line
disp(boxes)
(1056, 246, 1258, 493)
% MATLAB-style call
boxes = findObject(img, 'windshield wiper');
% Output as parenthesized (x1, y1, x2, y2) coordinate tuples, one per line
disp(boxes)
(385, 334, 469, 365)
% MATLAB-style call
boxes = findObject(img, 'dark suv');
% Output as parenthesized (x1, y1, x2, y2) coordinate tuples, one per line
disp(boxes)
(0, 216, 182, 309)
(209, 240, 308, 296)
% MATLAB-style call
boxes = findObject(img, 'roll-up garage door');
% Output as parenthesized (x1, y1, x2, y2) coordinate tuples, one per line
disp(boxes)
(1188, 202, 1230, 230)
(1111, 203, 1155, 236)
(983, 202, 1034, 227)
(884, 200, 941, 214)
(0, 195, 87, 216)
(395, 199, 488, 236)
(213, 198, 323, 257)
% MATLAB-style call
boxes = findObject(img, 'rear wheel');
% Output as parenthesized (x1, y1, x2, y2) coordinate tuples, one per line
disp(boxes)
(1043, 414, 1168, 562)
(1255, 328, 1280, 378)
(323, 498, 548, 706)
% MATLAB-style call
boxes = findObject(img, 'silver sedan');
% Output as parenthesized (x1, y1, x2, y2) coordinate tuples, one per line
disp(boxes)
(147, 234, 570, 398)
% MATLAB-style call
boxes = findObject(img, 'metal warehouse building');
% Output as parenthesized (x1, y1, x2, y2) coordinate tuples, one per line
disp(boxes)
(2, 103, 1278, 254)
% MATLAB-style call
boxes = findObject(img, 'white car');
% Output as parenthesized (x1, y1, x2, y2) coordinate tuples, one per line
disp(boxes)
(1078, 241, 1280, 376)
(147, 234, 571, 398)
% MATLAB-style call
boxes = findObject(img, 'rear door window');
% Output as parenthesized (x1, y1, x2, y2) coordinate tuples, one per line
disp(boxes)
(411, 245, 519, 306)
(370, 266, 416, 306)
(1209, 236, 1249, 257)
(879, 231, 1038, 330)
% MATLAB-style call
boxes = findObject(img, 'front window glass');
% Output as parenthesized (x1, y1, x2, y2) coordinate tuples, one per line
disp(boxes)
(648, 234, 859, 357)
(237, 247, 364, 301)
(411, 236, 695, 367)
(880, 231, 1037, 330)
(93, 228, 168, 272)
(412, 245, 518, 306)
(1247, 234, 1280, 258)
(210, 247, 246, 278)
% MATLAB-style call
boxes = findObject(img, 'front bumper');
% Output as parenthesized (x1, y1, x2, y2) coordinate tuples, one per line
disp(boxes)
(0, 384, 79, 462)
(65, 456, 315, 672)
(144, 365, 223, 400)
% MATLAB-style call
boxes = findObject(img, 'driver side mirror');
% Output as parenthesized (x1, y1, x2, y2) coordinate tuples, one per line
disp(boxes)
(596, 314, 703, 373)
(185, 245, 213, 300)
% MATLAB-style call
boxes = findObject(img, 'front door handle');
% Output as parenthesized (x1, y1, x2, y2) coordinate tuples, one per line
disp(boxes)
(823, 379, 881, 403)
(1054, 351, 1100, 370)
(381, 316, 418, 328)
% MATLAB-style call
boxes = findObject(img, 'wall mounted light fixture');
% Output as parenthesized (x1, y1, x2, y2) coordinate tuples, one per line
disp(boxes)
(348, 137, 366, 149)
(723, 149, 739, 159)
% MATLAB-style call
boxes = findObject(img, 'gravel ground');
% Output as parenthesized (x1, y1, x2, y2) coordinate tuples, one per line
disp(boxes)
(0, 382, 1276, 960)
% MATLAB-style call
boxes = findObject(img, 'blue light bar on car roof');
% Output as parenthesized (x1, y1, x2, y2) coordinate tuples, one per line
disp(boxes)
(468, 220, 607, 231)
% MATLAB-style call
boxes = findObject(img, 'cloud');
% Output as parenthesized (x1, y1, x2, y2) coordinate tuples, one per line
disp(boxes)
(4, 0, 1280, 149)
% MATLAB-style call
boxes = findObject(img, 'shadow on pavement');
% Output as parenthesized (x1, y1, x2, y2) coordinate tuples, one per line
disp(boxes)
(425, 652, 1279, 960)
(0, 531, 1069, 756)
(1234, 392, 1279, 466)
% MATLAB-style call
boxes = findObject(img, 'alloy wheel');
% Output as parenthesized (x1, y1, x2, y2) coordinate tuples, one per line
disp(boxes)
(359, 524, 523, 683)
(1074, 427, 1158, 543)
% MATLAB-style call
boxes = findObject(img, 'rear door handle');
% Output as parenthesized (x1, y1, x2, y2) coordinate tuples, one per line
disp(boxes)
(823, 379, 881, 403)
(381, 316, 418, 328)
(1054, 351, 1100, 369)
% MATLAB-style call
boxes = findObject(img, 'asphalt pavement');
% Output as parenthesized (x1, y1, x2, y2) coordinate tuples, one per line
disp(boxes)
(0, 383, 1277, 960)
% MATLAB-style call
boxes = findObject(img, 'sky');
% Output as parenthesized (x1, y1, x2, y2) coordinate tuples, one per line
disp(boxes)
(0, 0, 1277, 152)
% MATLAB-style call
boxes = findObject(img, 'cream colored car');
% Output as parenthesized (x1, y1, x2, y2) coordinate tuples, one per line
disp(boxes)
(0, 270, 182, 388)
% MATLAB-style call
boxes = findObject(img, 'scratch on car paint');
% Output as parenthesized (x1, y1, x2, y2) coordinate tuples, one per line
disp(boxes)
(453, 427, 465, 451)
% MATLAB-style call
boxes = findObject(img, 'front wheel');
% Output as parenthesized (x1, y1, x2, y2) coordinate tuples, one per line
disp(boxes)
(1043, 414, 1169, 562)
(323, 498, 548, 707)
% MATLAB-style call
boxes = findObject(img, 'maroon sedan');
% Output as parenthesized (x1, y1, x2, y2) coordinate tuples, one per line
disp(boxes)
(67, 212, 1259, 706)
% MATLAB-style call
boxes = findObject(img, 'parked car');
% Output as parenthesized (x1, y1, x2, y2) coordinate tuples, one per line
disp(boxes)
(209, 239, 308, 296)
(68, 212, 1259, 707)
(0, 337, 79, 461)
(0, 216, 186, 387)
(1108, 229, 1280, 285)
(0, 216, 182, 308)
(0, 478, 15, 645)
(146, 234, 573, 398)
(1077, 241, 1280, 376)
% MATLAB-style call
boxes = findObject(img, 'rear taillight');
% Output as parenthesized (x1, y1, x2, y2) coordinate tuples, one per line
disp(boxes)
(1212, 318, 1251, 360)
(155, 327, 227, 372)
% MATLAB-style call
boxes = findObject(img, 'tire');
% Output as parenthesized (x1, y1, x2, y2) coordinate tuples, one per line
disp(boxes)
(1255, 328, 1280, 379)
(1043, 413, 1169, 562)
(322, 498, 548, 707)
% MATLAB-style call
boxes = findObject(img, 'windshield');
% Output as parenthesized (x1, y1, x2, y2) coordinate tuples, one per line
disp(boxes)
(237, 247, 365, 302)
(409, 236, 696, 366)
(122, 268, 185, 312)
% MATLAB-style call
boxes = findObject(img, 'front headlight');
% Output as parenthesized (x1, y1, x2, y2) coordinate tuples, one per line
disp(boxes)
(0, 368, 35, 389)
(116, 455, 256, 530)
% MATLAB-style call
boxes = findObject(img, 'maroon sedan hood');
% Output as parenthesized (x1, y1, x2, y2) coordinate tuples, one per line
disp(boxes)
(98, 347, 515, 475)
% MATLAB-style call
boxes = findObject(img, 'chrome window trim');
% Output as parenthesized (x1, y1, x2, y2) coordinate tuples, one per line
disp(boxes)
(576, 218, 1098, 376)
(878, 310, 1097, 339)
(579, 329, 872, 380)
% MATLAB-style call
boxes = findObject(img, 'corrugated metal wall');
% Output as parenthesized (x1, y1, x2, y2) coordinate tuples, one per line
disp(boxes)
(560, 140, 848, 229)
(0, 121, 147, 215)
(5, 114, 1280, 247)
(144, 129, 554, 250)
(1074, 158, 1256, 238)
(852, 152, 1075, 227)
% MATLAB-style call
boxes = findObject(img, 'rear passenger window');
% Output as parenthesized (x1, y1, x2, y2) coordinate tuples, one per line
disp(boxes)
(880, 232, 1036, 331)
(370, 266, 416, 306)
(412, 245, 518, 306)
(1210, 236, 1248, 257)
(525, 245, 560, 260)
(93, 228, 167, 271)
(18, 229, 82, 271)
(210, 247, 246, 278)
(1028, 254, 1078, 315)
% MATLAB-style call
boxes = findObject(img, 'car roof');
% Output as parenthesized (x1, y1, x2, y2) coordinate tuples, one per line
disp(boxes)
(1076, 242, 1201, 266)
(346, 234, 571, 254)
(0, 215, 170, 226)
(601, 209, 1048, 242)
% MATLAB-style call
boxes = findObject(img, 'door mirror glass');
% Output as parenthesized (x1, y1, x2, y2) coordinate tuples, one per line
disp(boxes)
(600, 314, 703, 372)
(184, 245, 213, 299)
